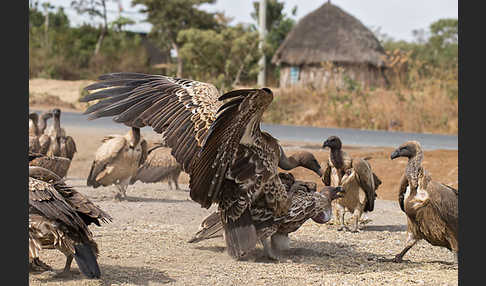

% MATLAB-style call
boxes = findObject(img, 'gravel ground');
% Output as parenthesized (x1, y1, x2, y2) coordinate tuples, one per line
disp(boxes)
(28, 125, 458, 286)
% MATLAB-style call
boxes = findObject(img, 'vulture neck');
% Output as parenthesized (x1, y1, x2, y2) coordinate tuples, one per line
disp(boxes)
(128, 127, 141, 148)
(52, 114, 62, 137)
(38, 116, 48, 134)
(405, 150, 424, 189)
(30, 119, 39, 136)
(279, 148, 302, 170)
(330, 148, 344, 169)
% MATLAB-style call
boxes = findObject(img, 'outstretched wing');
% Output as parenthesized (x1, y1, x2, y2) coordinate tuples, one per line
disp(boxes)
(352, 158, 376, 212)
(81, 72, 221, 175)
(81, 72, 273, 210)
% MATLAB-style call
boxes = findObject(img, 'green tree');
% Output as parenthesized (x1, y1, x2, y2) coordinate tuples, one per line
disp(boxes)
(71, 0, 111, 56)
(132, 0, 220, 77)
(178, 24, 261, 91)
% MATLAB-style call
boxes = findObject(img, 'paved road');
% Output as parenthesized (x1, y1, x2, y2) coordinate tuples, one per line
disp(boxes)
(30, 109, 458, 151)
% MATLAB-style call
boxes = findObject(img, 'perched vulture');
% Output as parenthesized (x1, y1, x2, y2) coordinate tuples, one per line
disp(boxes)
(390, 141, 458, 263)
(129, 141, 183, 190)
(29, 113, 41, 153)
(46, 108, 77, 160)
(29, 166, 112, 278)
(86, 127, 148, 201)
(37, 111, 54, 155)
(322, 136, 382, 232)
(80, 72, 324, 259)
(188, 172, 345, 260)
(29, 152, 72, 179)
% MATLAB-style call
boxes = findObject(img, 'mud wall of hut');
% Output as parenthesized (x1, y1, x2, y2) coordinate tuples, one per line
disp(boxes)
(279, 63, 388, 89)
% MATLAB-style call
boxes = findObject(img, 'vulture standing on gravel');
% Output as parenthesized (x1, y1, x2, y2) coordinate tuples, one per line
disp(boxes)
(390, 141, 458, 263)
(86, 127, 148, 201)
(80, 72, 324, 259)
(129, 140, 183, 190)
(321, 136, 382, 232)
(29, 166, 112, 278)
(188, 172, 345, 260)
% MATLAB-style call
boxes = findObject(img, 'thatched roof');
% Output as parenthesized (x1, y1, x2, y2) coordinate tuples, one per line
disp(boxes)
(272, 2, 386, 67)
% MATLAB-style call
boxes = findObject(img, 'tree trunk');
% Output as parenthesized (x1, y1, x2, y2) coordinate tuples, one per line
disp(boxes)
(172, 42, 183, 78)
(94, 0, 108, 56)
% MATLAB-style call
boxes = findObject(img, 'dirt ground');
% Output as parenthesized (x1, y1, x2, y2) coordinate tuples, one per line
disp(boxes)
(28, 124, 459, 286)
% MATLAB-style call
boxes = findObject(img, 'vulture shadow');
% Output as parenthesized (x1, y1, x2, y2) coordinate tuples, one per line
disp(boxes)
(32, 264, 176, 285)
(123, 196, 188, 204)
(362, 224, 407, 232)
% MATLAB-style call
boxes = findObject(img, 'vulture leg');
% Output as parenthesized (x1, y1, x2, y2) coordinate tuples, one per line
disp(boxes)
(261, 237, 279, 261)
(167, 180, 173, 190)
(113, 185, 124, 201)
(172, 173, 181, 191)
(271, 233, 290, 252)
(335, 204, 346, 231)
(54, 254, 75, 277)
(350, 207, 362, 233)
(393, 232, 419, 263)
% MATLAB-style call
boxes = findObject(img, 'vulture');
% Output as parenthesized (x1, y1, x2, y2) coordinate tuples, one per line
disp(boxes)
(46, 108, 77, 160)
(29, 166, 112, 278)
(129, 141, 183, 191)
(29, 152, 72, 179)
(37, 111, 54, 155)
(80, 72, 324, 259)
(390, 141, 458, 263)
(321, 136, 382, 232)
(86, 127, 148, 201)
(29, 112, 41, 153)
(188, 172, 345, 260)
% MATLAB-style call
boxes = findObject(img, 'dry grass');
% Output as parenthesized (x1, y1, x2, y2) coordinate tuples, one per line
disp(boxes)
(262, 83, 457, 135)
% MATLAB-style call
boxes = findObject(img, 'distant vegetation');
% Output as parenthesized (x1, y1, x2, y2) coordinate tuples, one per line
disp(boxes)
(29, 0, 457, 135)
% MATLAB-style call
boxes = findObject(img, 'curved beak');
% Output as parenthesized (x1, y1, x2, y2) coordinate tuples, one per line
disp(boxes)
(335, 186, 345, 198)
(390, 149, 401, 160)
(322, 140, 330, 149)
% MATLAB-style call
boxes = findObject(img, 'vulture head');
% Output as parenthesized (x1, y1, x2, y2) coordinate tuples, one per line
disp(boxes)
(291, 151, 323, 177)
(29, 112, 39, 123)
(322, 136, 342, 151)
(312, 186, 345, 223)
(50, 108, 61, 118)
(390, 141, 422, 160)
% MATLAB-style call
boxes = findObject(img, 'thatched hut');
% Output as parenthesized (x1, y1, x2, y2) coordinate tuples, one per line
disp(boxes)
(272, 1, 388, 89)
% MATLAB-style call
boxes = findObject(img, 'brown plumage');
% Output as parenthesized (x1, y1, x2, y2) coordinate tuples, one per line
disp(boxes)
(188, 172, 345, 260)
(29, 152, 72, 179)
(86, 127, 148, 201)
(322, 136, 382, 232)
(129, 141, 183, 190)
(390, 141, 458, 263)
(80, 72, 325, 259)
(29, 166, 112, 278)
(46, 108, 77, 160)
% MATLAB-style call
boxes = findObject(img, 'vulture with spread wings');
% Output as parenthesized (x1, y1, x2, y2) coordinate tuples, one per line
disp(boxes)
(81, 73, 320, 259)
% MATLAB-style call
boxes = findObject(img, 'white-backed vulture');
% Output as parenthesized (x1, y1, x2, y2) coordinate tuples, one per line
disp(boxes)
(188, 172, 345, 260)
(29, 166, 112, 278)
(322, 136, 382, 232)
(37, 111, 53, 155)
(29, 113, 41, 153)
(80, 72, 324, 259)
(390, 141, 458, 263)
(29, 152, 72, 179)
(86, 127, 148, 201)
(46, 108, 77, 160)
(129, 141, 183, 190)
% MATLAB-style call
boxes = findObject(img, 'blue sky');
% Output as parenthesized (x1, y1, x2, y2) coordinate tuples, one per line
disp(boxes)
(31, 0, 458, 42)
